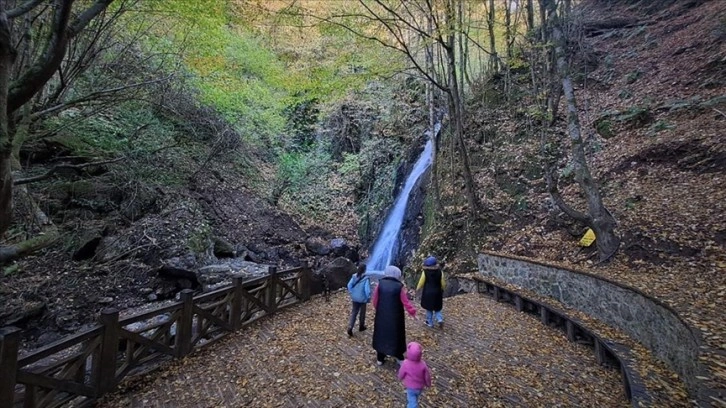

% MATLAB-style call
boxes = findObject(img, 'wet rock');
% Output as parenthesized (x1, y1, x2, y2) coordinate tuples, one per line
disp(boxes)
(212, 237, 236, 258)
(313, 257, 356, 295)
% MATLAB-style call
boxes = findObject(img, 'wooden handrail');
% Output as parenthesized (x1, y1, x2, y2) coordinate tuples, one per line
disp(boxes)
(462, 276, 652, 407)
(1, 265, 312, 408)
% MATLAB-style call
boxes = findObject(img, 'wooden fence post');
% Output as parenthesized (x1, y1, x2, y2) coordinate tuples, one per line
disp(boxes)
(566, 320, 576, 342)
(267, 267, 278, 313)
(231, 277, 243, 330)
(514, 295, 524, 312)
(96, 308, 119, 396)
(176, 290, 195, 357)
(300, 263, 311, 301)
(0, 327, 20, 404)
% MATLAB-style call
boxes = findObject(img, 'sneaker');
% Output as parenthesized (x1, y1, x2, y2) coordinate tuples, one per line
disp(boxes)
(347, 328, 353, 337)
(376, 360, 384, 366)
(424, 321, 433, 328)
(359, 325, 367, 332)
(438, 321, 444, 329)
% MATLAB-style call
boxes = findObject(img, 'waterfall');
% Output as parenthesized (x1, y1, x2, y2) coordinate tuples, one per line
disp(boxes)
(367, 126, 438, 274)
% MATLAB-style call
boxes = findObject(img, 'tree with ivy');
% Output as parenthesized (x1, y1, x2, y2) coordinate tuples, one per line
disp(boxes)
(0, 0, 120, 258)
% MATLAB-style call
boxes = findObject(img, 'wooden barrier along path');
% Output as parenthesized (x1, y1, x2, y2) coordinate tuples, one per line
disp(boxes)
(465, 275, 653, 407)
(0, 266, 312, 408)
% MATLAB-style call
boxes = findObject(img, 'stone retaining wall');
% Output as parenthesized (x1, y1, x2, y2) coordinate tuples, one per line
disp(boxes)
(477, 252, 714, 405)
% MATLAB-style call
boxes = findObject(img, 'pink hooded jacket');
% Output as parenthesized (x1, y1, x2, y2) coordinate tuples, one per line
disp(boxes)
(397, 342, 432, 390)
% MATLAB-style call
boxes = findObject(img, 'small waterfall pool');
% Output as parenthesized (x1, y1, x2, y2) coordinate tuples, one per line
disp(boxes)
(366, 128, 437, 276)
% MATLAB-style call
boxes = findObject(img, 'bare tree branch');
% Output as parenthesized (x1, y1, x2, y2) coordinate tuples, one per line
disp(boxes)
(30, 75, 173, 120)
(14, 156, 124, 185)
(7, 0, 45, 19)
(8, 0, 116, 113)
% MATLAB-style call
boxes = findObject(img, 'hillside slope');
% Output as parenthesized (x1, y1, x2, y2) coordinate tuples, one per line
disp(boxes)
(421, 0, 725, 396)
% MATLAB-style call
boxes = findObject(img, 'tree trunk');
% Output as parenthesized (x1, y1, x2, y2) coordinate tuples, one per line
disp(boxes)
(0, 8, 14, 236)
(487, 0, 499, 72)
(552, 23, 620, 261)
(426, 13, 441, 212)
(504, 0, 513, 59)
(445, 0, 479, 215)
(526, 0, 535, 31)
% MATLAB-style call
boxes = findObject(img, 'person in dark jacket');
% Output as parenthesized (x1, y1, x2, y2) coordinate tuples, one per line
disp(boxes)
(372, 265, 417, 366)
(416, 256, 446, 329)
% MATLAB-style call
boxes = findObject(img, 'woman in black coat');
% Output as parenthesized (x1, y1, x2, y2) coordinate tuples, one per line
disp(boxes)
(417, 256, 446, 328)
(371, 265, 417, 366)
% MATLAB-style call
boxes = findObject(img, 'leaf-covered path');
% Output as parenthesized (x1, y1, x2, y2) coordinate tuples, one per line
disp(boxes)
(100, 292, 633, 407)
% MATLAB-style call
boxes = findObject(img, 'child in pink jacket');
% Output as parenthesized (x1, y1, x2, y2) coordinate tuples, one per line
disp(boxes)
(397, 341, 432, 408)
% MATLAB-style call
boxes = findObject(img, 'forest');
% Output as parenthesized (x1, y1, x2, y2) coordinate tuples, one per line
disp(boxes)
(0, 0, 724, 406)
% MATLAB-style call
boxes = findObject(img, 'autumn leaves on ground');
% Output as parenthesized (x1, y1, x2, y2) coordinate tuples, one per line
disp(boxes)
(102, 292, 664, 408)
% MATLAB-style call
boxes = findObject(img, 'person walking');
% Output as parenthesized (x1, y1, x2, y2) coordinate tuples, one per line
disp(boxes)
(398, 341, 432, 408)
(417, 256, 446, 328)
(372, 265, 417, 366)
(346, 263, 371, 337)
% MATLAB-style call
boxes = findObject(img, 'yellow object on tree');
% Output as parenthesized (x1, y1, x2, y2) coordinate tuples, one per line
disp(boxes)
(579, 228, 596, 247)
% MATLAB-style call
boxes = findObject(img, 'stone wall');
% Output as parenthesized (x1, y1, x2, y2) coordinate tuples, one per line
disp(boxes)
(477, 252, 712, 404)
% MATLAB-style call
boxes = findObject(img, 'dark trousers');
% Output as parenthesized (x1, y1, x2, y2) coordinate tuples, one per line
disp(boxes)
(348, 302, 367, 330)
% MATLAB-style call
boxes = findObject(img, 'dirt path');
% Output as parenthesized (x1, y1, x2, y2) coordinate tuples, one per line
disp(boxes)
(98, 292, 652, 407)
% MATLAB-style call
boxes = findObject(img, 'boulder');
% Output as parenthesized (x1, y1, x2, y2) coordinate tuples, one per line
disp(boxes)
(212, 237, 236, 258)
(305, 237, 331, 256)
(72, 229, 103, 261)
(330, 238, 360, 262)
(312, 257, 356, 295)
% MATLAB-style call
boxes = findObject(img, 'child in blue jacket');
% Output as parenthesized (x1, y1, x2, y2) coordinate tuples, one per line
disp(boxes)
(346, 263, 372, 337)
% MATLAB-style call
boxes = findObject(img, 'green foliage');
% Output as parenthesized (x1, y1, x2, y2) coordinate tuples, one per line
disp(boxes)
(3, 263, 20, 277)
(616, 106, 652, 128)
(625, 70, 642, 84)
(283, 97, 320, 151)
(594, 118, 614, 138)
(648, 120, 675, 136)
(188, 222, 212, 254)
(561, 162, 575, 180)
(513, 195, 528, 213)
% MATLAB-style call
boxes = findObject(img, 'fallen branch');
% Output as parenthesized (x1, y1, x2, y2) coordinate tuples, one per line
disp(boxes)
(14, 157, 125, 185)
(0, 227, 60, 264)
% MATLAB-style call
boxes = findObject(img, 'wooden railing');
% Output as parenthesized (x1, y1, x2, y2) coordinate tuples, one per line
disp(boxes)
(0, 265, 312, 408)
(463, 275, 652, 407)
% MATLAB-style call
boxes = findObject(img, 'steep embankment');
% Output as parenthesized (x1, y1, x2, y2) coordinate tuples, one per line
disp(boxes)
(422, 0, 725, 397)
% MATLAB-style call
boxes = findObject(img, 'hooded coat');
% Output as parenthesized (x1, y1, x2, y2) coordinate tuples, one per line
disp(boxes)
(397, 342, 432, 390)
(372, 266, 416, 357)
(420, 265, 444, 311)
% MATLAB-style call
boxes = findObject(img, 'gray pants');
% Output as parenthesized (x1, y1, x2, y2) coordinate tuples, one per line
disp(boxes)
(348, 301, 367, 330)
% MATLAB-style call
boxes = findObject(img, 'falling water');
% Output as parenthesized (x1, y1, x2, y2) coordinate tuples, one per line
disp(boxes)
(366, 128, 438, 274)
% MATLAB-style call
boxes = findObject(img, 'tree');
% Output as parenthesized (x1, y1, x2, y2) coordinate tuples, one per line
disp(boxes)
(536, 3, 620, 261)
(0, 0, 118, 238)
